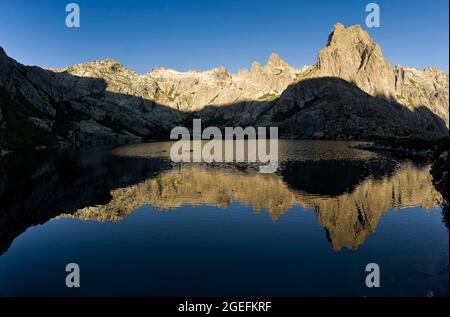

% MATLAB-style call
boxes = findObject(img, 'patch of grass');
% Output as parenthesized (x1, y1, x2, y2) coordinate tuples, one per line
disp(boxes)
(293, 66, 317, 83)
(258, 93, 278, 101)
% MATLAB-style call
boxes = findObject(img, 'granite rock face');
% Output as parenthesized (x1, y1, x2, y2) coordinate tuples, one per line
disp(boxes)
(316, 23, 397, 98)
(0, 50, 182, 149)
(261, 77, 448, 140)
(394, 66, 449, 125)
(315, 23, 449, 126)
(0, 23, 448, 150)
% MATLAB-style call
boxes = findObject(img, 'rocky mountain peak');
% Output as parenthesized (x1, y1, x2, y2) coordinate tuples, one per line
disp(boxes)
(0, 23, 447, 152)
(315, 23, 448, 126)
(53, 58, 135, 79)
(251, 61, 263, 72)
(317, 23, 394, 98)
(267, 53, 289, 69)
(209, 66, 231, 80)
(327, 23, 372, 47)
(91, 58, 128, 72)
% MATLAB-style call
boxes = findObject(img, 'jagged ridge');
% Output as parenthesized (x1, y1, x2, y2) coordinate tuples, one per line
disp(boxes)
(0, 23, 448, 151)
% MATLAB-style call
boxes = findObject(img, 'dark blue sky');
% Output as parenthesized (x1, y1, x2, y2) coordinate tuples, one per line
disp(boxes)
(0, 0, 448, 73)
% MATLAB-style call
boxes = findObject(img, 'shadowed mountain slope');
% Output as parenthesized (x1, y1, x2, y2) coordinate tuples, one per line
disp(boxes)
(0, 23, 448, 151)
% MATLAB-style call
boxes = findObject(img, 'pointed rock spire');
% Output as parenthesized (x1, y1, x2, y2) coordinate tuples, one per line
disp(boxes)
(267, 53, 290, 68)
(317, 23, 394, 97)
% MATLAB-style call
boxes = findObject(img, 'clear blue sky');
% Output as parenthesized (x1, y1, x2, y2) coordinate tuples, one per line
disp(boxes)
(0, 0, 448, 73)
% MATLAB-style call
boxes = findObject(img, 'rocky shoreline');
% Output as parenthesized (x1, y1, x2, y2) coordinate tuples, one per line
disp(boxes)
(354, 143, 434, 159)
(430, 139, 449, 229)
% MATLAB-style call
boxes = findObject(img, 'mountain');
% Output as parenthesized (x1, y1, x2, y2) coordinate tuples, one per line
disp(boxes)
(51, 51, 300, 112)
(0, 23, 448, 151)
(316, 23, 448, 125)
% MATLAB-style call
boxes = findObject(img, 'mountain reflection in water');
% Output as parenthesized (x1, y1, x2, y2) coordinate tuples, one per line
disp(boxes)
(0, 140, 447, 297)
(65, 157, 440, 251)
(0, 140, 441, 255)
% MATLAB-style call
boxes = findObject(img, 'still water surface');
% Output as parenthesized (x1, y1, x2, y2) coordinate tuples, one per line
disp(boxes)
(0, 141, 448, 296)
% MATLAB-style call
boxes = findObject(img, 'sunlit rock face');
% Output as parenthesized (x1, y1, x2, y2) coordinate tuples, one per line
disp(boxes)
(317, 23, 396, 99)
(315, 23, 449, 127)
(393, 66, 449, 126)
(66, 162, 441, 251)
(0, 23, 448, 151)
(51, 53, 300, 113)
(51, 24, 447, 126)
